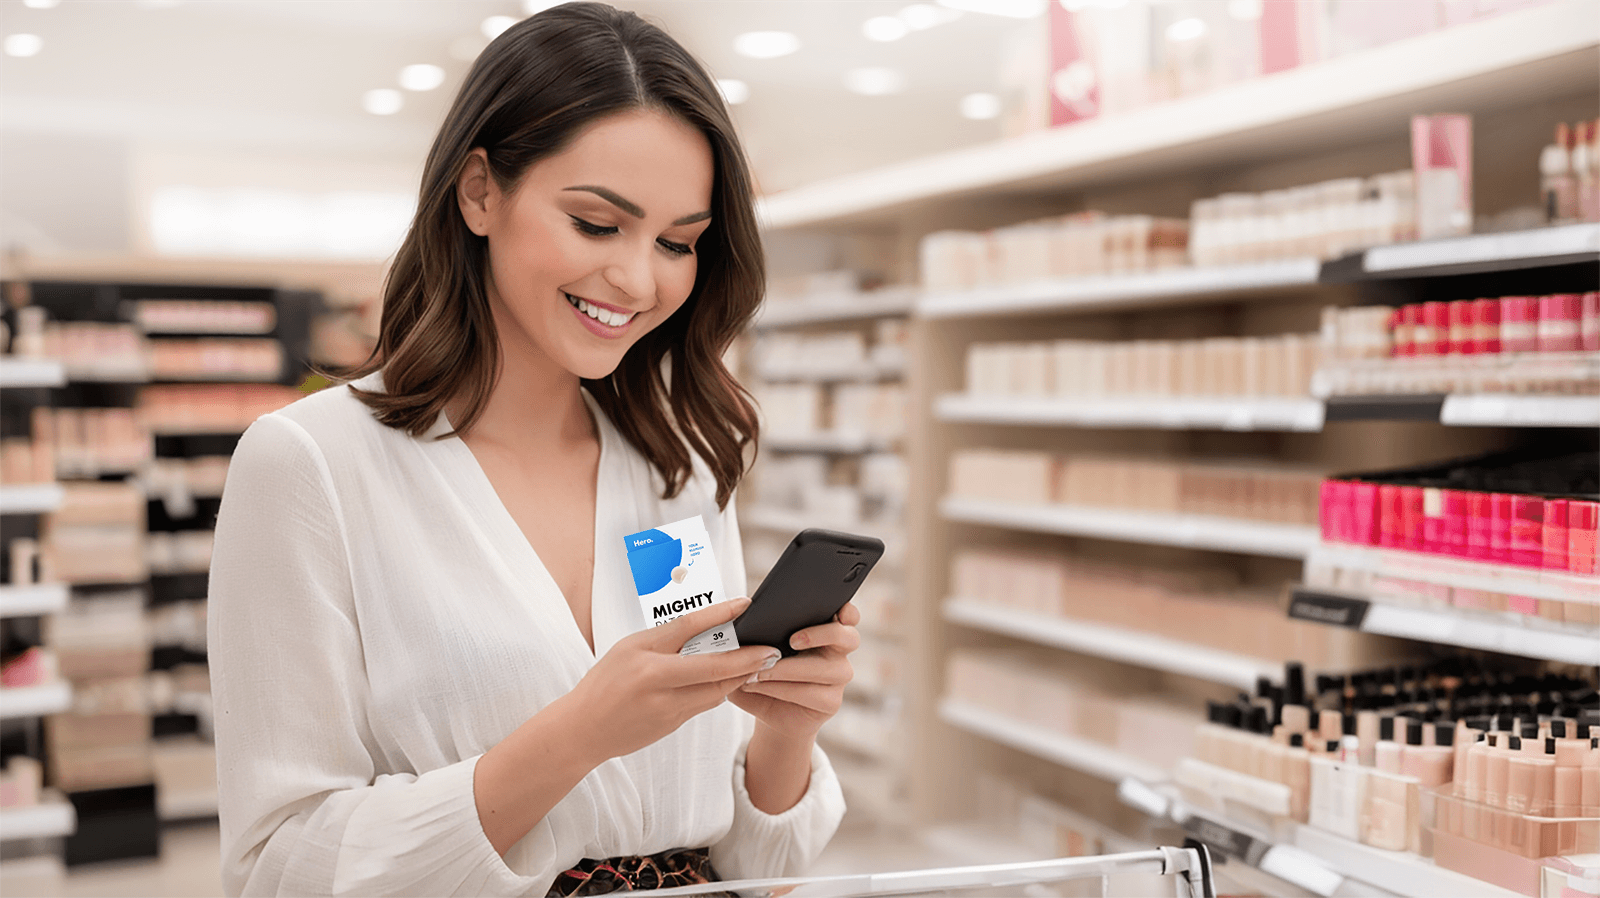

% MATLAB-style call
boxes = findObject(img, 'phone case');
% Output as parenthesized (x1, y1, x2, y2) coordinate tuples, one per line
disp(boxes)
(733, 528, 884, 655)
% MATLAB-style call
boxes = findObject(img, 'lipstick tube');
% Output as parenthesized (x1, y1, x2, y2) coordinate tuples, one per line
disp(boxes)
(1422, 302, 1450, 356)
(1474, 297, 1502, 354)
(1544, 498, 1571, 571)
(1509, 496, 1545, 568)
(1448, 300, 1474, 355)
(1538, 293, 1583, 352)
(1582, 291, 1599, 352)
(1569, 500, 1598, 575)
(1501, 296, 1538, 353)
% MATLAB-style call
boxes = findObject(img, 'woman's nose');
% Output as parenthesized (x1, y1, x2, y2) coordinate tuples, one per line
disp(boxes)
(604, 241, 656, 302)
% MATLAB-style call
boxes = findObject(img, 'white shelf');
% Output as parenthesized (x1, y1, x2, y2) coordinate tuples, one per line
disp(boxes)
(1363, 221, 1600, 274)
(0, 792, 76, 842)
(765, 432, 897, 453)
(944, 599, 1278, 690)
(919, 260, 1321, 320)
(755, 290, 916, 329)
(0, 681, 72, 719)
(1291, 822, 1520, 898)
(1297, 593, 1600, 665)
(158, 788, 219, 821)
(0, 484, 64, 515)
(939, 699, 1168, 784)
(942, 496, 1319, 559)
(1439, 394, 1600, 428)
(1306, 542, 1599, 604)
(754, 360, 903, 382)
(0, 584, 69, 618)
(937, 394, 1324, 432)
(758, 1, 1597, 230)
(0, 358, 66, 388)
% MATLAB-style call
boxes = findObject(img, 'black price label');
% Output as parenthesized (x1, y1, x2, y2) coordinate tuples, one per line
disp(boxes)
(1181, 815, 1270, 867)
(1288, 589, 1371, 629)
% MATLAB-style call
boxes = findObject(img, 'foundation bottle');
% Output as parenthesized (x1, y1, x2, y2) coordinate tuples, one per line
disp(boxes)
(1402, 722, 1454, 789)
(1285, 733, 1311, 822)
(1582, 738, 1599, 817)
(1485, 734, 1512, 809)
(1375, 716, 1402, 774)
(1505, 738, 1556, 817)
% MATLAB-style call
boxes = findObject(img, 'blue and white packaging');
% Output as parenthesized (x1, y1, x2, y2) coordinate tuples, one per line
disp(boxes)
(624, 515, 739, 655)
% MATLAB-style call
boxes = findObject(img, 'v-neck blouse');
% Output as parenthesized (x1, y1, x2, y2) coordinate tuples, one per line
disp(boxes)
(207, 374, 844, 897)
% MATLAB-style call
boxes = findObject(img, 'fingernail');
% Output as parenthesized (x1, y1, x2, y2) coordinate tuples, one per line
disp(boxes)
(789, 634, 808, 651)
(760, 652, 781, 671)
(744, 673, 761, 685)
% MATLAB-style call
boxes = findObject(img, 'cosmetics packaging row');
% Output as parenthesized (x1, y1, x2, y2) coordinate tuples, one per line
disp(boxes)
(964, 334, 1320, 401)
(950, 449, 1323, 526)
(748, 452, 906, 533)
(1541, 120, 1600, 225)
(129, 299, 276, 335)
(1319, 480, 1599, 576)
(1391, 295, 1599, 358)
(2, 407, 154, 485)
(1304, 558, 1599, 633)
(950, 549, 1378, 670)
(145, 337, 284, 382)
(145, 530, 213, 576)
(752, 382, 907, 442)
(1189, 170, 1418, 267)
(135, 383, 303, 435)
(752, 323, 907, 379)
(0, 755, 44, 810)
(920, 213, 1191, 293)
(5, 309, 143, 380)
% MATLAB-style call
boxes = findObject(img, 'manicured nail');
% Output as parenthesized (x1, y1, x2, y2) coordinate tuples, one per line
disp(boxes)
(789, 633, 808, 650)
(744, 673, 761, 685)
(760, 652, 781, 671)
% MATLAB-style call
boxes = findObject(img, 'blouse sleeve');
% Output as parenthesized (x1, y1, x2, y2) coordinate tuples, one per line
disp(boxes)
(703, 499, 848, 881)
(208, 414, 542, 897)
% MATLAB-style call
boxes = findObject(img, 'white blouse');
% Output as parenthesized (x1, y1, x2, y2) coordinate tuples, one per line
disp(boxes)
(208, 373, 845, 897)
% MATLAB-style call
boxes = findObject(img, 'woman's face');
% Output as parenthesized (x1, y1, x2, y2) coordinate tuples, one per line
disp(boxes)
(459, 108, 715, 382)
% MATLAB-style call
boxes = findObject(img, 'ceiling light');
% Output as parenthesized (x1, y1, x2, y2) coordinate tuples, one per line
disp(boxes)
(363, 89, 403, 116)
(3, 34, 43, 57)
(1165, 17, 1207, 41)
(1226, 0, 1263, 19)
(134, 0, 183, 7)
(481, 15, 517, 40)
(959, 92, 1002, 120)
(399, 64, 446, 91)
(844, 67, 905, 96)
(899, 4, 961, 29)
(22, 0, 61, 9)
(733, 31, 800, 59)
(522, 0, 561, 13)
(935, 0, 1045, 18)
(863, 16, 909, 41)
(1060, 0, 1130, 9)
(716, 78, 749, 105)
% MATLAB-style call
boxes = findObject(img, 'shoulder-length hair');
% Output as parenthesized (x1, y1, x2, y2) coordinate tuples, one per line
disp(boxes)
(345, 1, 760, 509)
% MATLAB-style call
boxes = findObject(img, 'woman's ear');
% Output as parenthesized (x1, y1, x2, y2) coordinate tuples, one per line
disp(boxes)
(457, 148, 494, 236)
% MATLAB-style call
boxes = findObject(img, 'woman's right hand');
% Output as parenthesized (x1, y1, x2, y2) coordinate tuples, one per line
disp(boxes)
(564, 597, 781, 762)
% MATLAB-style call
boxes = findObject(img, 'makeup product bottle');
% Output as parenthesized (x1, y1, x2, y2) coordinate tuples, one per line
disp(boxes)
(1543, 122, 1578, 224)
(1375, 717, 1402, 774)
(1505, 738, 1556, 816)
(1285, 733, 1311, 821)
(1554, 726, 1585, 818)
(1583, 291, 1600, 351)
(1582, 738, 1599, 817)
(1486, 736, 1517, 809)
(1501, 296, 1539, 353)
(1539, 294, 1583, 353)
(1546, 499, 1572, 571)
(1402, 722, 1454, 789)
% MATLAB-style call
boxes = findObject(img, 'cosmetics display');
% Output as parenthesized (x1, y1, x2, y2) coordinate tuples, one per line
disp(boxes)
(1412, 114, 1473, 241)
(145, 337, 284, 382)
(135, 383, 304, 435)
(0, 435, 55, 486)
(145, 531, 213, 577)
(42, 594, 154, 793)
(964, 334, 1320, 400)
(1540, 119, 1600, 225)
(1315, 296, 1600, 397)
(0, 645, 57, 689)
(39, 483, 148, 586)
(39, 320, 147, 381)
(28, 406, 154, 479)
(753, 324, 905, 380)
(1190, 171, 1417, 266)
(949, 449, 1323, 526)
(0, 755, 44, 810)
(920, 213, 1190, 293)
(129, 299, 276, 335)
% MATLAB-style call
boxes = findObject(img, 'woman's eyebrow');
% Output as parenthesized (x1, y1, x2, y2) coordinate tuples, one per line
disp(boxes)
(563, 185, 711, 226)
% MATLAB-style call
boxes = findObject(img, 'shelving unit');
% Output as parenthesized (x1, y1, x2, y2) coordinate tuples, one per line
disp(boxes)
(0, 584, 69, 619)
(763, 432, 897, 454)
(936, 394, 1325, 432)
(0, 792, 77, 842)
(0, 681, 73, 719)
(0, 484, 64, 516)
(0, 358, 66, 389)
(939, 700, 1167, 785)
(1305, 542, 1598, 603)
(754, 290, 916, 329)
(944, 599, 1278, 690)
(941, 496, 1319, 560)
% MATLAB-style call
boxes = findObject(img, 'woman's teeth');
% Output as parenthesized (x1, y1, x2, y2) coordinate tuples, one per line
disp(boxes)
(566, 293, 634, 327)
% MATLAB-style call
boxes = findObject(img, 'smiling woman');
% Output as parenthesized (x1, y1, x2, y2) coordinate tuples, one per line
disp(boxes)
(205, 3, 854, 897)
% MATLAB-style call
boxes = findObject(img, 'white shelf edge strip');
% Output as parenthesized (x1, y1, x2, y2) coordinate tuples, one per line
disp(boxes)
(936, 393, 1325, 431)
(944, 599, 1277, 690)
(0, 681, 73, 719)
(1291, 821, 1521, 898)
(0, 583, 69, 618)
(918, 260, 1321, 319)
(1358, 603, 1600, 665)
(764, 432, 893, 453)
(0, 358, 66, 388)
(1364, 222, 1600, 272)
(939, 699, 1168, 784)
(1439, 394, 1600, 428)
(755, 293, 916, 328)
(0, 794, 76, 842)
(0, 484, 65, 515)
(1307, 542, 1600, 603)
(942, 496, 1319, 559)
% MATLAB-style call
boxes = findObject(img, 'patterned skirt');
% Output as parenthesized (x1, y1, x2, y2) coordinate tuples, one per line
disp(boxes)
(547, 847, 723, 896)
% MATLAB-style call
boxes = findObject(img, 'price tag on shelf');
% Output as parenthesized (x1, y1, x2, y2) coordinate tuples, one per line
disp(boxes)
(1288, 589, 1371, 629)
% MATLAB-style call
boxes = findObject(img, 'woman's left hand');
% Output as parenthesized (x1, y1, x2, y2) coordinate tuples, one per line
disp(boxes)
(728, 601, 860, 743)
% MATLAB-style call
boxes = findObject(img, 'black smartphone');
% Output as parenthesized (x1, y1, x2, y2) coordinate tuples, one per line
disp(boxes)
(734, 528, 884, 656)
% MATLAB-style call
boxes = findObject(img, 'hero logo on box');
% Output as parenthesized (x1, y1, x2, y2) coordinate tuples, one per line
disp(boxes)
(624, 515, 739, 655)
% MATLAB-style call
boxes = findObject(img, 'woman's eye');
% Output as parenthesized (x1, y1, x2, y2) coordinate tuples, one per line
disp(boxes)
(569, 215, 618, 237)
(658, 238, 694, 258)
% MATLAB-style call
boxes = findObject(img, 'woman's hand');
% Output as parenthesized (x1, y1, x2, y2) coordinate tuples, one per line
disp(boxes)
(728, 601, 860, 743)
(563, 597, 783, 763)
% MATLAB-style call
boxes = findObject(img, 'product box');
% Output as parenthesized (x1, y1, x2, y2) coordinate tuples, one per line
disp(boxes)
(625, 516, 739, 655)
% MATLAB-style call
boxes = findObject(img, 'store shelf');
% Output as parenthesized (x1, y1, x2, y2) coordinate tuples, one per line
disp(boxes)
(1291, 821, 1519, 898)
(0, 791, 77, 842)
(0, 583, 69, 618)
(755, 290, 916, 329)
(941, 700, 1167, 784)
(1357, 221, 1600, 277)
(1289, 588, 1600, 665)
(754, 360, 903, 382)
(1306, 541, 1599, 604)
(918, 259, 1321, 320)
(0, 484, 64, 515)
(944, 599, 1278, 690)
(941, 496, 1319, 559)
(0, 681, 72, 719)
(758, 1, 1597, 230)
(1439, 393, 1600, 428)
(1322, 394, 1446, 423)
(937, 394, 1324, 432)
(0, 357, 66, 388)
(157, 788, 219, 822)
(67, 370, 150, 384)
(764, 432, 897, 454)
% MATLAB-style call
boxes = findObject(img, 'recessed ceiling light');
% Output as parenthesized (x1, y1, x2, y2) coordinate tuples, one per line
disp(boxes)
(399, 64, 446, 91)
(3, 34, 43, 57)
(717, 79, 750, 105)
(482, 15, 517, 40)
(959, 92, 1002, 120)
(899, 3, 961, 29)
(863, 16, 909, 41)
(363, 89, 403, 116)
(522, 0, 561, 13)
(22, 0, 60, 9)
(1226, 0, 1263, 20)
(733, 31, 800, 59)
(844, 67, 905, 96)
(1060, 0, 1130, 9)
(936, 0, 1045, 18)
(1166, 17, 1207, 41)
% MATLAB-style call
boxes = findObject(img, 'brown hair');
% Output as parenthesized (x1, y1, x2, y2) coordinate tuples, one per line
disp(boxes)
(345, 1, 760, 508)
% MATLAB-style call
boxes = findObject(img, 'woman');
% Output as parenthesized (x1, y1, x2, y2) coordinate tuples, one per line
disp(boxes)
(208, 4, 853, 895)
